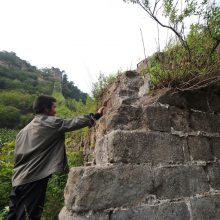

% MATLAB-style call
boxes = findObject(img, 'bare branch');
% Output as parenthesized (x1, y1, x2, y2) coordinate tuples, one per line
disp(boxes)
(153, 0, 161, 15)
(138, 1, 192, 60)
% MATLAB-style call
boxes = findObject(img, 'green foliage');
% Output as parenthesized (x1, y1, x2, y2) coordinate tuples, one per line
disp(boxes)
(0, 51, 36, 71)
(124, 0, 220, 89)
(0, 50, 98, 219)
(0, 141, 15, 211)
(0, 91, 35, 112)
(0, 91, 35, 129)
(124, 0, 220, 61)
(41, 150, 84, 220)
(143, 28, 220, 89)
(0, 129, 17, 146)
(62, 73, 88, 103)
(0, 136, 84, 220)
(0, 206, 9, 220)
(67, 149, 84, 167)
(92, 72, 120, 100)
(0, 105, 21, 128)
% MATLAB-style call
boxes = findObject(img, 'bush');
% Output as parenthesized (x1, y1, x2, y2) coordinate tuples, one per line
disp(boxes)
(0, 141, 15, 211)
(0, 129, 17, 146)
(41, 149, 84, 220)
(92, 72, 119, 100)
(0, 105, 21, 128)
(0, 91, 35, 113)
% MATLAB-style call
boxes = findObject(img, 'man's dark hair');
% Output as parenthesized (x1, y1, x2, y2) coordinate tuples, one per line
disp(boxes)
(33, 95, 56, 114)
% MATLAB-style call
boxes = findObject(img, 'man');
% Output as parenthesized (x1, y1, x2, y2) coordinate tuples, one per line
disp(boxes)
(6, 95, 104, 220)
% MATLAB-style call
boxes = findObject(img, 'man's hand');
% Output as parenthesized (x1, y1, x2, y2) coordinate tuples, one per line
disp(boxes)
(97, 106, 105, 116)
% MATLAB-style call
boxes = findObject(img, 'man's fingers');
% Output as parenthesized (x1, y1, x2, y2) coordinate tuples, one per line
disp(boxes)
(97, 106, 105, 114)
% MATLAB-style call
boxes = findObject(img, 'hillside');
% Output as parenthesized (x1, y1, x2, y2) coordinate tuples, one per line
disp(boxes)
(0, 51, 98, 219)
(0, 51, 87, 129)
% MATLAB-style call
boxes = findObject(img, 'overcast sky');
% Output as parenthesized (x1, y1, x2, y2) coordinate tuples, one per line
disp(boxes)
(0, 0, 169, 94)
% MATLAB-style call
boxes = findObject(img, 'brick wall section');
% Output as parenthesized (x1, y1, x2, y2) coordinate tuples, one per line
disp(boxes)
(59, 71, 220, 220)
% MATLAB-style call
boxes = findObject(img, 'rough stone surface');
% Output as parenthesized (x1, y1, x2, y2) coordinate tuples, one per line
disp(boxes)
(63, 164, 212, 213)
(154, 166, 209, 199)
(59, 72, 220, 220)
(190, 112, 220, 133)
(64, 165, 153, 212)
(60, 202, 190, 220)
(211, 137, 220, 159)
(59, 207, 109, 220)
(188, 136, 213, 161)
(206, 163, 220, 190)
(158, 85, 220, 113)
(191, 195, 220, 220)
(95, 130, 186, 165)
(143, 103, 220, 133)
(111, 202, 190, 220)
(99, 105, 142, 134)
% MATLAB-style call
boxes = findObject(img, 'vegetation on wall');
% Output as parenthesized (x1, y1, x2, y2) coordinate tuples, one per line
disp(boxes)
(92, 72, 121, 101)
(124, 0, 220, 90)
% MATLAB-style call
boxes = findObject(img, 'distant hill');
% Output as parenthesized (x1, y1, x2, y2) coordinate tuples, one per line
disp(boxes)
(0, 51, 88, 129)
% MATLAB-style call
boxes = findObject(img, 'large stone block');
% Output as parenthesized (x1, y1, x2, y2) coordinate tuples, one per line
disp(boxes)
(59, 201, 190, 220)
(188, 136, 213, 161)
(95, 130, 186, 165)
(64, 164, 153, 212)
(111, 202, 190, 220)
(206, 163, 220, 190)
(143, 103, 190, 132)
(211, 138, 220, 159)
(105, 105, 142, 131)
(95, 105, 142, 140)
(63, 164, 210, 213)
(191, 195, 220, 220)
(59, 207, 109, 220)
(144, 103, 220, 133)
(159, 84, 220, 112)
(154, 166, 209, 199)
(143, 104, 171, 132)
(190, 112, 220, 133)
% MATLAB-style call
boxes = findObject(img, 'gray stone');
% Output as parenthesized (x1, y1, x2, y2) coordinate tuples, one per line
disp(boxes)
(143, 104, 171, 132)
(64, 165, 153, 212)
(143, 104, 190, 132)
(158, 90, 210, 112)
(190, 112, 220, 133)
(95, 130, 185, 165)
(158, 85, 220, 114)
(208, 88, 220, 113)
(188, 136, 213, 161)
(118, 90, 137, 97)
(59, 207, 109, 220)
(113, 202, 189, 220)
(63, 164, 210, 213)
(59, 202, 190, 220)
(211, 138, 220, 159)
(158, 92, 189, 110)
(191, 195, 220, 220)
(170, 106, 190, 131)
(111, 202, 190, 220)
(105, 105, 142, 131)
(60, 73, 220, 220)
(154, 166, 209, 199)
(206, 163, 220, 190)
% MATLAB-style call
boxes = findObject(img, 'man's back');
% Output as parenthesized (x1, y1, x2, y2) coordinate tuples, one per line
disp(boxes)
(12, 114, 67, 187)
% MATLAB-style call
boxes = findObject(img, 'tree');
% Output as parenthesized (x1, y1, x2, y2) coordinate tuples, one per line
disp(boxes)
(123, 0, 220, 61)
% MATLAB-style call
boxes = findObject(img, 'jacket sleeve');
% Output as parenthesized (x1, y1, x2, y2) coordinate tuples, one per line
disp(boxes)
(54, 115, 95, 133)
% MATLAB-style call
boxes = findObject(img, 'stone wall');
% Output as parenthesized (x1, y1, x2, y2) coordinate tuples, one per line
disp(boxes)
(59, 71, 220, 220)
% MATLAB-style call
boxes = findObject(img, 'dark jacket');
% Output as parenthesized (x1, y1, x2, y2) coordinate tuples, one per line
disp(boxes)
(12, 114, 95, 187)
